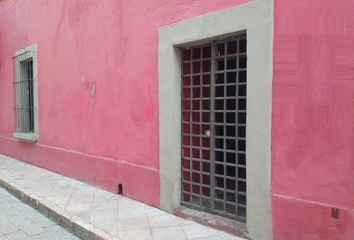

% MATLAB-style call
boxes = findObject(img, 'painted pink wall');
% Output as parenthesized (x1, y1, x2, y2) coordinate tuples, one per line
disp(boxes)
(3, 0, 353, 238)
(0, 0, 249, 207)
(272, 0, 354, 239)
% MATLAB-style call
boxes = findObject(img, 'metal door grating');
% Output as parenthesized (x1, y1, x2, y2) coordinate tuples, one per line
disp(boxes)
(181, 34, 247, 222)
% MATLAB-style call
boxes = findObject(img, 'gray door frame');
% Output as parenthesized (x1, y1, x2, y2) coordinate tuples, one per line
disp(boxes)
(158, 1, 274, 239)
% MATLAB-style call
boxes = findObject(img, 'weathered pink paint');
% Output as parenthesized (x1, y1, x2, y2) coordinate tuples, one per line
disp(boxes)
(272, 0, 354, 239)
(0, 0, 249, 207)
(1, 0, 354, 238)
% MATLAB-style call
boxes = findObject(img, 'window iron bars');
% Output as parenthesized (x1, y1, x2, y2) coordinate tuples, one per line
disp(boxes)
(13, 51, 35, 133)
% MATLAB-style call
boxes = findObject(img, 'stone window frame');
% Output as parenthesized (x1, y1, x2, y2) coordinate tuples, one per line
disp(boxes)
(13, 44, 39, 142)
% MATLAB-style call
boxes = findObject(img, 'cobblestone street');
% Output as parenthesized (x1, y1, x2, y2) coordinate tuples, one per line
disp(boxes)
(0, 188, 79, 240)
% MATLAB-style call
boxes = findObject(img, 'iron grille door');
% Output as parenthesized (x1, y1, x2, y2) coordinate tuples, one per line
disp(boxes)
(181, 35, 247, 222)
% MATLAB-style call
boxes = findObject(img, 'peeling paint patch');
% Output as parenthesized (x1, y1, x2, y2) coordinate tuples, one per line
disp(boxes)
(90, 84, 96, 97)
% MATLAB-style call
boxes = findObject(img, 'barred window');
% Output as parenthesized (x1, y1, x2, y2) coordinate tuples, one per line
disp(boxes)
(13, 44, 39, 142)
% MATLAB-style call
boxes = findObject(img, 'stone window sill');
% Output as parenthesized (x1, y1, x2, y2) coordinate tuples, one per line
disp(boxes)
(13, 132, 38, 142)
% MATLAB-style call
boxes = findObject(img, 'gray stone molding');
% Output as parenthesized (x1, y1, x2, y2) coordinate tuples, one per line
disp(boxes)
(158, 1, 274, 239)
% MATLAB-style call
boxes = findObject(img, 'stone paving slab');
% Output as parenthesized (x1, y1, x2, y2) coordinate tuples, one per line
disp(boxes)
(0, 154, 246, 240)
(0, 188, 79, 240)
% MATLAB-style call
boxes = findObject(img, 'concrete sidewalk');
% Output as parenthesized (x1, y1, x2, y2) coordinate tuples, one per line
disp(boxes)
(0, 155, 245, 240)
(0, 188, 79, 240)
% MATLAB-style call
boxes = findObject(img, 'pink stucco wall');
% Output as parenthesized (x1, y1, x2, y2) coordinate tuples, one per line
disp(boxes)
(2, 0, 354, 238)
(0, 0, 249, 207)
(272, 0, 354, 239)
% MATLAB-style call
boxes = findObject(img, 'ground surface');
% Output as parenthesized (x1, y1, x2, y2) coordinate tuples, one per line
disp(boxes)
(0, 188, 79, 240)
(0, 155, 245, 240)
